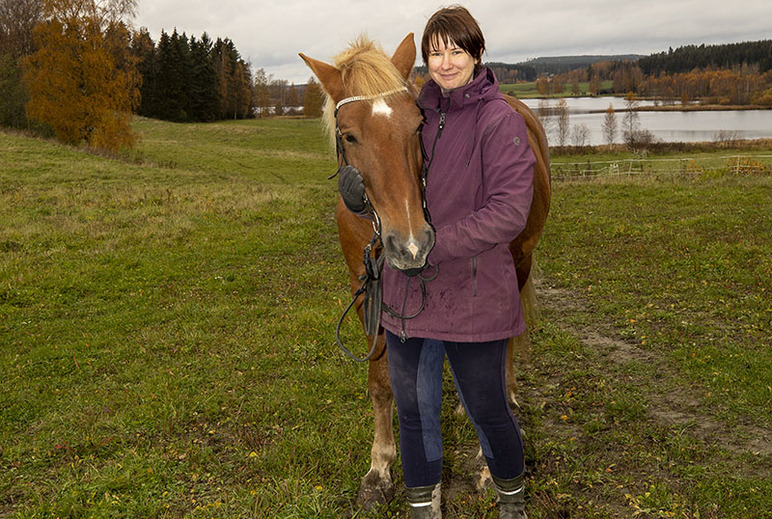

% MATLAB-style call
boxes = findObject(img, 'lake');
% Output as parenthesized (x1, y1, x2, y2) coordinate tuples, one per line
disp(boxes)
(520, 97, 772, 145)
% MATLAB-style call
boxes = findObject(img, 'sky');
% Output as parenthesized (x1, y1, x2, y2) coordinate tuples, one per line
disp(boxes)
(134, 0, 772, 85)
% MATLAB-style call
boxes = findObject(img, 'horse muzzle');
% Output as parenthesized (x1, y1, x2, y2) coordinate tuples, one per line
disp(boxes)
(382, 223, 435, 271)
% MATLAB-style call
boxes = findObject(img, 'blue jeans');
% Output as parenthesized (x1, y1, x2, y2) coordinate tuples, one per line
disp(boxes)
(386, 331, 524, 488)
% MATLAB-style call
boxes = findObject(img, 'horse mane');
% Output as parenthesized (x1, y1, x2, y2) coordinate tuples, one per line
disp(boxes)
(321, 36, 410, 145)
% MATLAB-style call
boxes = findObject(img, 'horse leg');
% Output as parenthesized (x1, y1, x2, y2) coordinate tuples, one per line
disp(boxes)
(356, 330, 396, 509)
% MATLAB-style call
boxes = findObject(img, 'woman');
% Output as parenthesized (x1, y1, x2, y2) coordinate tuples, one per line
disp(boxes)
(340, 6, 535, 518)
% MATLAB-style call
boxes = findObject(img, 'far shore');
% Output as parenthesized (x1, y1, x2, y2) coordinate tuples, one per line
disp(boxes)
(635, 103, 771, 112)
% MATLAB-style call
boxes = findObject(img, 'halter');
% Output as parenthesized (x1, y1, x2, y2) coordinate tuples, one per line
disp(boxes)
(333, 86, 409, 176)
(333, 85, 436, 361)
(333, 86, 410, 236)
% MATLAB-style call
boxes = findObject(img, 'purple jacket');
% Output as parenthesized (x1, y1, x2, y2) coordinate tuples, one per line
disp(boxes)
(381, 68, 535, 342)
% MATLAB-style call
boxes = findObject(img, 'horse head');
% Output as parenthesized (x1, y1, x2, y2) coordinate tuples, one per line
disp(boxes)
(300, 34, 435, 271)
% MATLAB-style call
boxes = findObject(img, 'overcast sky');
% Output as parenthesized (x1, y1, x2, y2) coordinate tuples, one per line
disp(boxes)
(134, 0, 772, 85)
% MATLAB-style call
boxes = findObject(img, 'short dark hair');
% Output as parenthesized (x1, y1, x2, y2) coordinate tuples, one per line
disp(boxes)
(420, 5, 486, 65)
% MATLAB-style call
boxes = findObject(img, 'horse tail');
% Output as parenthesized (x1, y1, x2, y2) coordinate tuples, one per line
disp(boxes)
(505, 264, 542, 407)
(520, 261, 541, 328)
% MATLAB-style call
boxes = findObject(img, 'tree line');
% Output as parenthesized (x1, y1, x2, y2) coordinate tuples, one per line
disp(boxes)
(638, 40, 772, 76)
(2, 0, 769, 153)
(534, 41, 772, 106)
(0, 0, 324, 152)
(132, 28, 253, 122)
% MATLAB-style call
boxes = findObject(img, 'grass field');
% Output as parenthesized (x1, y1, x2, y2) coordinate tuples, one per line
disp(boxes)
(499, 81, 615, 98)
(1, 118, 770, 518)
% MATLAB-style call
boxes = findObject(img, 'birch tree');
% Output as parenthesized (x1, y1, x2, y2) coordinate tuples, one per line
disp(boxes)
(23, 0, 140, 150)
(602, 104, 617, 146)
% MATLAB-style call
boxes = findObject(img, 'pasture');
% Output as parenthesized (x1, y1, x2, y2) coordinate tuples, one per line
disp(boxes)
(1, 118, 770, 518)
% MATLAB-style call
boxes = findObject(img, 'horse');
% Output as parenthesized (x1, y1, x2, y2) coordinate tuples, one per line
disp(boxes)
(299, 33, 551, 510)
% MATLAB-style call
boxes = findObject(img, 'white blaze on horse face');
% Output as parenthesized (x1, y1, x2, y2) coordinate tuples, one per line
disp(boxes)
(371, 98, 393, 118)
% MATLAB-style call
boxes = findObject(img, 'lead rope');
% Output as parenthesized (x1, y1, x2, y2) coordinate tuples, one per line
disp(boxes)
(335, 229, 384, 362)
(333, 100, 386, 362)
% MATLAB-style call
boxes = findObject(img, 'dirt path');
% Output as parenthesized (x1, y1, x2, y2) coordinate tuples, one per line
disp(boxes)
(534, 281, 771, 459)
(506, 279, 772, 517)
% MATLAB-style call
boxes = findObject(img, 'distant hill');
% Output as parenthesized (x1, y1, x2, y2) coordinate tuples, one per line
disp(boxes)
(490, 55, 643, 82)
(398, 41, 770, 87)
(512, 54, 643, 73)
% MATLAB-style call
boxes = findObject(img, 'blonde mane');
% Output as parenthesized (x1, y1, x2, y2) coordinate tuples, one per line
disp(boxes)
(321, 36, 410, 145)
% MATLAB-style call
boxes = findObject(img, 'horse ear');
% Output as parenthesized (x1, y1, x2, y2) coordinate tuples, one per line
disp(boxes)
(299, 53, 345, 103)
(391, 33, 416, 81)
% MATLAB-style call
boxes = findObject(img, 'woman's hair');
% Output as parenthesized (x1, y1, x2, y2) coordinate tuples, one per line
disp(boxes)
(420, 5, 486, 65)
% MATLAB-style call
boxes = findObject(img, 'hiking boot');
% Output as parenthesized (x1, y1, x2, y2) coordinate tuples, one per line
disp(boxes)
(493, 474, 527, 519)
(405, 482, 441, 518)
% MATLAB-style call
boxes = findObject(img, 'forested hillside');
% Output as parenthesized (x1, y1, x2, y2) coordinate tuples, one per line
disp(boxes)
(639, 40, 772, 75)
(526, 40, 772, 105)
(499, 55, 644, 81)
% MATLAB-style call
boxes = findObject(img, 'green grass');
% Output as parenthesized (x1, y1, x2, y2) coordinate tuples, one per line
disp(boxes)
(2, 118, 770, 518)
(500, 81, 615, 98)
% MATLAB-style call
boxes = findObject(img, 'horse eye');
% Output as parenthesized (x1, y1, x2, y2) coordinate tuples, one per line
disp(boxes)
(344, 133, 358, 144)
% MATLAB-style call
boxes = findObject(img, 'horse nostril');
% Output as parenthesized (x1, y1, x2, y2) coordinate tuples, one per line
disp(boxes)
(424, 225, 435, 244)
(407, 242, 419, 259)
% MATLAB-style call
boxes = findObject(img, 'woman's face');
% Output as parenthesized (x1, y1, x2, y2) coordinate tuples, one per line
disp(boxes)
(427, 37, 477, 92)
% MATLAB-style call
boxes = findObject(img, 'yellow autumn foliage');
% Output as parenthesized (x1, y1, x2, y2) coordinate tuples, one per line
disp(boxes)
(23, 2, 140, 152)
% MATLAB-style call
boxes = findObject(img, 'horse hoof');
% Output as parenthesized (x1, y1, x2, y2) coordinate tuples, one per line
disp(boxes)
(477, 465, 493, 490)
(356, 471, 394, 510)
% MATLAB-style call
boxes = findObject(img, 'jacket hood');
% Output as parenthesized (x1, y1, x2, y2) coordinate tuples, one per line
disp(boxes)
(417, 67, 501, 112)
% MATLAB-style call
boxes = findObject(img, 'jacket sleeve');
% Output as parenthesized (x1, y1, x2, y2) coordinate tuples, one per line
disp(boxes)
(428, 110, 535, 265)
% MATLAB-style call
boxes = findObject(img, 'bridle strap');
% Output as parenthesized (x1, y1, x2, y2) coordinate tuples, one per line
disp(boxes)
(333, 85, 410, 168)
(333, 87, 411, 234)
(334, 87, 409, 114)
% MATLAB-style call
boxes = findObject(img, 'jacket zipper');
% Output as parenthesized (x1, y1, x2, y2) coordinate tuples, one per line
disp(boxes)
(437, 96, 448, 139)
(472, 256, 478, 296)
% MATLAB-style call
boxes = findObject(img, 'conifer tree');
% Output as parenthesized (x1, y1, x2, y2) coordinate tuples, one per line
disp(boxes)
(0, 0, 43, 128)
(189, 33, 219, 121)
(153, 29, 192, 121)
(131, 27, 157, 118)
